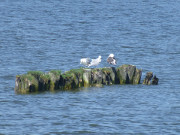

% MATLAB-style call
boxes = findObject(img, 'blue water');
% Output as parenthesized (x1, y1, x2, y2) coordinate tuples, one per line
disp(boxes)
(0, 0, 180, 134)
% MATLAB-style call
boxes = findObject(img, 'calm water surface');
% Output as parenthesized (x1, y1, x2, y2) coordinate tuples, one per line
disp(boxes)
(0, 0, 180, 134)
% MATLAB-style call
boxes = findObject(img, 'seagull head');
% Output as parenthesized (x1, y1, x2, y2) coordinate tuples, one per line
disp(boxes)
(109, 54, 114, 58)
(98, 56, 102, 59)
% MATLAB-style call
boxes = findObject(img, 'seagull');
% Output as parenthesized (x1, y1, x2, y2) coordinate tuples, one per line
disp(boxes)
(80, 56, 102, 67)
(80, 57, 91, 67)
(107, 54, 116, 65)
(88, 55, 101, 67)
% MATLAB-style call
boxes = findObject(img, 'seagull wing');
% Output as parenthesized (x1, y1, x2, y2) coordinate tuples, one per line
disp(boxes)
(89, 57, 101, 67)
(80, 58, 91, 66)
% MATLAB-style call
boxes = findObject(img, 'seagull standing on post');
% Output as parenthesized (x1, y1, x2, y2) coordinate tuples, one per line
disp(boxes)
(107, 54, 117, 65)
(88, 56, 101, 67)
(80, 56, 102, 67)
(80, 57, 91, 67)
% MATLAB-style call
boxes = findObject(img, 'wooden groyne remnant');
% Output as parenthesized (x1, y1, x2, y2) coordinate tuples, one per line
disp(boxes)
(15, 64, 159, 94)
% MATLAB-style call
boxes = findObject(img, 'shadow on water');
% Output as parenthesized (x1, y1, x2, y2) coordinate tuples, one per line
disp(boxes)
(15, 85, 104, 95)
(15, 83, 161, 95)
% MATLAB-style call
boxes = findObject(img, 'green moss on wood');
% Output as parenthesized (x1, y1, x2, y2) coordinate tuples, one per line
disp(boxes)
(62, 68, 84, 89)
(133, 69, 142, 84)
(15, 74, 39, 94)
(39, 74, 51, 83)
(27, 71, 43, 80)
(143, 72, 153, 85)
(48, 70, 61, 90)
(15, 65, 157, 94)
(62, 69, 84, 89)
(83, 69, 92, 87)
(101, 67, 112, 73)
(19, 74, 35, 82)
(69, 68, 84, 74)
(62, 71, 74, 78)
(91, 68, 103, 85)
(116, 64, 136, 84)
(27, 71, 57, 91)
(49, 80, 55, 91)
(116, 68, 126, 84)
(49, 70, 61, 77)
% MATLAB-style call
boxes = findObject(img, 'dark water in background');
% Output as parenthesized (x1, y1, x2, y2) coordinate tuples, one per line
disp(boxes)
(0, 0, 180, 134)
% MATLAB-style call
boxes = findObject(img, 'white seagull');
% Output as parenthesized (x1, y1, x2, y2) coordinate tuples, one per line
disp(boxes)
(80, 57, 91, 67)
(80, 56, 101, 67)
(107, 54, 116, 65)
(88, 56, 101, 67)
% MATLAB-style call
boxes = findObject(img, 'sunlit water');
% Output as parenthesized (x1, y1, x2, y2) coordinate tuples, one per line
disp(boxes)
(0, 0, 180, 134)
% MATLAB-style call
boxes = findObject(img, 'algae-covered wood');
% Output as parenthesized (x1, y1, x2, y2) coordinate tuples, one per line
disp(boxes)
(15, 65, 158, 94)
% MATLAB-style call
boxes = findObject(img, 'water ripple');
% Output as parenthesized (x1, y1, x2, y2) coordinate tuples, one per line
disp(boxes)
(0, 0, 180, 134)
